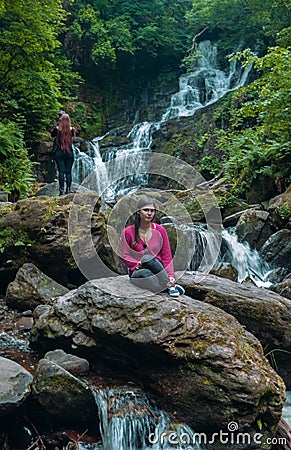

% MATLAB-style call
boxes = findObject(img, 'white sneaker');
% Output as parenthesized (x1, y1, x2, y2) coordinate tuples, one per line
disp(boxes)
(175, 284, 185, 295)
(168, 286, 180, 297)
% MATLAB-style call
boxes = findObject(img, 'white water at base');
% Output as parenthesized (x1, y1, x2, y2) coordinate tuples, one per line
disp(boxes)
(91, 389, 201, 450)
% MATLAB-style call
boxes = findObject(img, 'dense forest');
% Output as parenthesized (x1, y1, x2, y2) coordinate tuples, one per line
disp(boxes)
(0, 0, 290, 201)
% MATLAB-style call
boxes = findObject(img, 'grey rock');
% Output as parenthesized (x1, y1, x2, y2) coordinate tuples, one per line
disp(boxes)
(5, 263, 68, 311)
(31, 358, 97, 427)
(0, 356, 33, 417)
(236, 209, 272, 249)
(180, 271, 291, 388)
(261, 229, 291, 271)
(30, 276, 285, 444)
(44, 349, 89, 375)
(210, 262, 238, 281)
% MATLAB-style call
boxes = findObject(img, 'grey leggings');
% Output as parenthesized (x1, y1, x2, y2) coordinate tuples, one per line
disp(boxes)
(129, 254, 169, 293)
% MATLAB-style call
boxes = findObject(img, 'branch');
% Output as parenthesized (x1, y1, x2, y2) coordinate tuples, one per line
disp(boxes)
(187, 26, 209, 55)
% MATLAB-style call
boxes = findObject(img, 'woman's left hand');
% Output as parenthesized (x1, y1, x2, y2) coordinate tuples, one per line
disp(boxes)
(168, 276, 176, 286)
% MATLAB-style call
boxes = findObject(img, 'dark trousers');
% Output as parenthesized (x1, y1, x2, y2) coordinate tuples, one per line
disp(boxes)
(55, 149, 74, 194)
(130, 254, 169, 293)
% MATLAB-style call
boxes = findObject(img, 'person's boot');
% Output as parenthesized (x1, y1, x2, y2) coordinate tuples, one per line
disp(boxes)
(59, 175, 65, 196)
(65, 175, 72, 194)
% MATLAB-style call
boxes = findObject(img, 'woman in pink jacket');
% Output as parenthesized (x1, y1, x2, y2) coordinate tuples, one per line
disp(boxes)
(121, 195, 185, 296)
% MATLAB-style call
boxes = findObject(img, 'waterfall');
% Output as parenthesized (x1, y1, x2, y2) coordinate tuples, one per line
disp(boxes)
(91, 389, 201, 450)
(101, 121, 159, 197)
(185, 225, 272, 287)
(219, 228, 272, 286)
(72, 139, 116, 200)
(161, 41, 250, 122)
(72, 40, 250, 197)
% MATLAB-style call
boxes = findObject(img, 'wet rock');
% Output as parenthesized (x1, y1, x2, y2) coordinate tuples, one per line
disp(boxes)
(5, 263, 69, 311)
(31, 358, 98, 428)
(30, 276, 285, 445)
(179, 272, 291, 388)
(210, 262, 238, 281)
(267, 185, 291, 230)
(260, 229, 291, 272)
(0, 356, 33, 417)
(44, 349, 89, 375)
(270, 274, 291, 300)
(35, 181, 93, 197)
(235, 209, 272, 249)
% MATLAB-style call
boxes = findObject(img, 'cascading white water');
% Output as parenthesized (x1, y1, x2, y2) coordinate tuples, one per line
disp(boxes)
(220, 228, 272, 286)
(72, 139, 115, 200)
(72, 40, 250, 198)
(91, 389, 201, 450)
(184, 225, 272, 287)
(101, 121, 159, 197)
(162, 40, 250, 121)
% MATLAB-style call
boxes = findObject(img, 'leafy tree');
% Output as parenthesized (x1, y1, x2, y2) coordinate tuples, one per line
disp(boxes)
(63, 0, 192, 81)
(219, 40, 291, 198)
(0, 121, 35, 199)
(0, 0, 80, 145)
(186, 0, 290, 53)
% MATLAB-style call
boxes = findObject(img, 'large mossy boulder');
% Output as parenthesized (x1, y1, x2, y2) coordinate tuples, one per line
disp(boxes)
(31, 358, 98, 428)
(179, 272, 291, 388)
(0, 193, 106, 287)
(30, 276, 285, 447)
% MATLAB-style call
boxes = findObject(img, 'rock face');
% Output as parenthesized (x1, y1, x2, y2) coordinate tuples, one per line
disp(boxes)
(0, 193, 106, 288)
(235, 209, 272, 249)
(261, 229, 291, 272)
(179, 272, 291, 388)
(30, 276, 285, 445)
(5, 263, 69, 311)
(0, 356, 33, 417)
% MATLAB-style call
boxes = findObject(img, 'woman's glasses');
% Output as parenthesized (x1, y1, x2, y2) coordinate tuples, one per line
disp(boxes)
(141, 208, 156, 213)
(143, 243, 148, 253)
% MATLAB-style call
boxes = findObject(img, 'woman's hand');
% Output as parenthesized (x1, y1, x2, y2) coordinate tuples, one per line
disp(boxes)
(136, 261, 143, 270)
(168, 276, 176, 286)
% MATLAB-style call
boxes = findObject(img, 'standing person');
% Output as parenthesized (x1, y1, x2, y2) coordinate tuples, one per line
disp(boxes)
(121, 195, 185, 296)
(51, 113, 76, 195)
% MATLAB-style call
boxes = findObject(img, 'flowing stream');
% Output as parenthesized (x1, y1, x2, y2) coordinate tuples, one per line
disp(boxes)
(92, 389, 201, 450)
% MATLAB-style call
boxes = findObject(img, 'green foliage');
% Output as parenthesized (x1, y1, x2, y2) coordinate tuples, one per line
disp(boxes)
(278, 204, 291, 222)
(63, 0, 192, 77)
(196, 156, 222, 180)
(186, 0, 290, 52)
(0, 227, 33, 265)
(0, 0, 80, 144)
(219, 44, 291, 197)
(0, 121, 36, 198)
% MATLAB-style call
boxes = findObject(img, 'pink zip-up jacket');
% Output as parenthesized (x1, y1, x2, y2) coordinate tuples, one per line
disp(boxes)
(121, 222, 175, 278)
